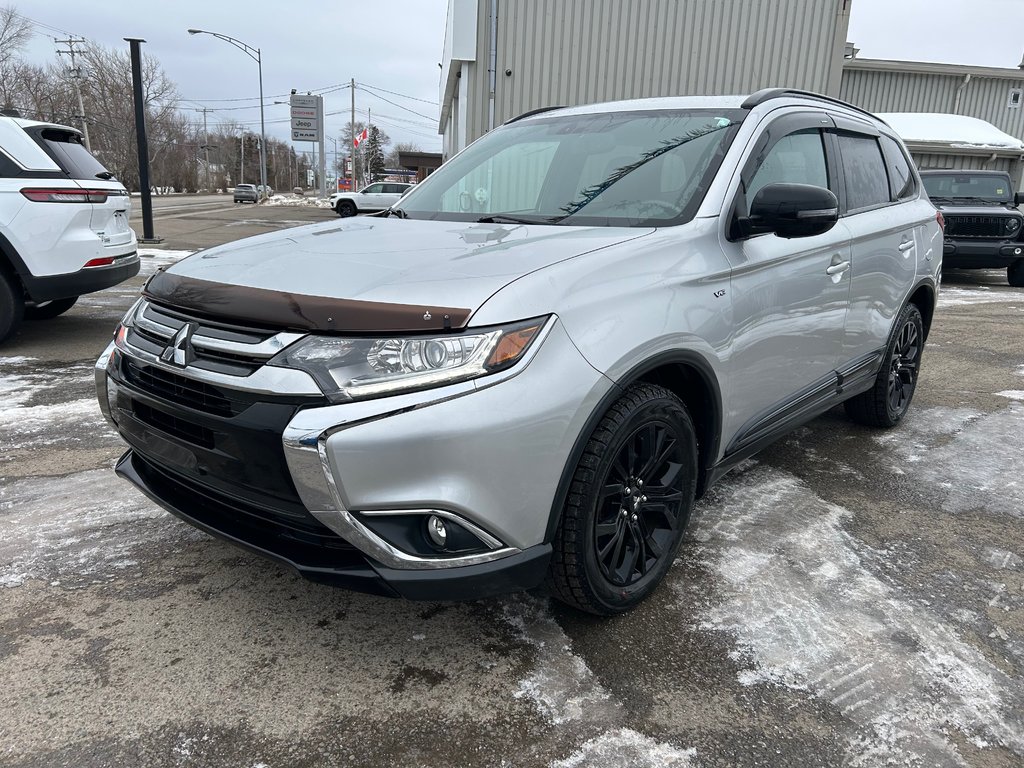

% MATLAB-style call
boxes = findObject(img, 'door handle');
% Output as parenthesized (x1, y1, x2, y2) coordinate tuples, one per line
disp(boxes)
(826, 260, 850, 276)
(898, 239, 915, 252)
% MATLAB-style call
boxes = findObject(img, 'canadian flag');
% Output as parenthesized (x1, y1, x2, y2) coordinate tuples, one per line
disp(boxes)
(353, 128, 369, 147)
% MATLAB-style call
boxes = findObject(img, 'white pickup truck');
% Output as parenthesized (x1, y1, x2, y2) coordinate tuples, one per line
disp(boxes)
(328, 182, 412, 217)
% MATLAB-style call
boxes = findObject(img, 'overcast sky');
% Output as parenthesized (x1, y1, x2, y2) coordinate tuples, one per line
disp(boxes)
(13, 0, 1024, 156)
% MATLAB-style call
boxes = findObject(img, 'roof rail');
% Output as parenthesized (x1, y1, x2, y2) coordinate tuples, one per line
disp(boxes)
(504, 105, 567, 124)
(741, 88, 888, 126)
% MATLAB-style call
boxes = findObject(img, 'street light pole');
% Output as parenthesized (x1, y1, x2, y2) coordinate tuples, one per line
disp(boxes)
(187, 28, 267, 202)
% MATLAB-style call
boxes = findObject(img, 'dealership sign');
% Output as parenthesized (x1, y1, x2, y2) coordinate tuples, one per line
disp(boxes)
(290, 94, 323, 142)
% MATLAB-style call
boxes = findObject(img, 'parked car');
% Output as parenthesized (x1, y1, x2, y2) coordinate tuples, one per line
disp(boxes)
(257, 184, 274, 198)
(96, 89, 942, 614)
(0, 116, 138, 343)
(920, 169, 1024, 286)
(233, 183, 259, 203)
(328, 182, 411, 217)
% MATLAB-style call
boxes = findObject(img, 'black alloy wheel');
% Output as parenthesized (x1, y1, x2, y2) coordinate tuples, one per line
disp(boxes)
(336, 200, 357, 217)
(594, 420, 687, 587)
(887, 318, 919, 415)
(548, 383, 698, 615)
(845, 302, 925, 428)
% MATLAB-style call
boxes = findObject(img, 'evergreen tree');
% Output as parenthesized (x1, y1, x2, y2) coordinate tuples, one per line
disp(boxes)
(365, 125, 387, 182)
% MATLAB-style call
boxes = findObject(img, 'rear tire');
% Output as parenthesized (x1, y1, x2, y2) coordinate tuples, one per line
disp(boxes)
(844, 303, 924, 428)
(548, 383, 698, 615)
(24, 296, 77, 320)
(336, 200, 357, 217)
(0, 270, 24, 344)
(1008, 261, 1024, 287)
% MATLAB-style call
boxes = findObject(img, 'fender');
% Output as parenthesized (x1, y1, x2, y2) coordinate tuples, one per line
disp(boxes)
(543, 348, 723, 544)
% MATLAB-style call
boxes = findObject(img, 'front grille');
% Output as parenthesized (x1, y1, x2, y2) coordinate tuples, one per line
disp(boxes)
(945, 214, 1018, 239)
(123, 359, 243, 416)
(132, 400, 215, 447)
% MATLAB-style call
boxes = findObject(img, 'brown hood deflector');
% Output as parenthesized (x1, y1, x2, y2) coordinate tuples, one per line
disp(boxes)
(143, 271, 472, 333)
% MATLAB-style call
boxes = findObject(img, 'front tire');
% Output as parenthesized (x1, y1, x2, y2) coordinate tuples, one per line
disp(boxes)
(24, 296, 77, 320)
(0, 270, 24, 343)
(1008, 261, 1024, 287)
(845, 302, 924, 428)
(548, 383, 698, 615)
(336, 200, 357, 217)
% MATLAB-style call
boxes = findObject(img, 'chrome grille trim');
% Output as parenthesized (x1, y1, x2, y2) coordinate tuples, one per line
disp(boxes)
(136, 300, 304, 361)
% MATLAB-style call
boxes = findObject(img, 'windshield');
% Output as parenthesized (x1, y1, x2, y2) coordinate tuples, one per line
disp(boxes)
(923, 173, 1013, 204)
(398, 109, 744, 227)
(37, 128, 112, 181)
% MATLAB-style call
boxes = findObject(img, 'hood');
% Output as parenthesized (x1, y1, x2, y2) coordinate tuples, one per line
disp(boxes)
(934, 202, 1020, 216)
(145, 217, 653, 333)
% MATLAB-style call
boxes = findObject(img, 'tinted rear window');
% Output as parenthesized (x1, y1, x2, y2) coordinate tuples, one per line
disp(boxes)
(36, 128, 112, 180)
(838, 133, 890, 211)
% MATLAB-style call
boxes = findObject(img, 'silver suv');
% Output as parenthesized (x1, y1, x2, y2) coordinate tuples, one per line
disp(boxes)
(96, 89, 942, 614)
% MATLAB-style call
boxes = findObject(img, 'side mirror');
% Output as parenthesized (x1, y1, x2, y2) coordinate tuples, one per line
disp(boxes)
(744, 183, 840, 239)
(1014, 192, 1022, 207)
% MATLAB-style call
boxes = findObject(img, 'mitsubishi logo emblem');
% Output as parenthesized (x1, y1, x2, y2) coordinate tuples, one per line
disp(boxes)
(160, 323, 197, 367)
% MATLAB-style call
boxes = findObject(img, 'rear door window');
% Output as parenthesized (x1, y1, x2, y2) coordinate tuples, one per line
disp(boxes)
(837, 133, 891, 211)
(34, 128, 112, 180)
(879, 135, 916, 201)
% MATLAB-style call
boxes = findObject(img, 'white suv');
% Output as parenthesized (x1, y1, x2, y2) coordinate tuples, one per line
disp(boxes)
(328, 182, 412, 217)
(0, 116, 139, 343)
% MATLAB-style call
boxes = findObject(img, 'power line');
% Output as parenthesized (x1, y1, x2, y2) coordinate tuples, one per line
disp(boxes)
(356, 82, 439, 106)
(178, 82, 351, 105)
(23, 16, 83, 40)
(357, 86, 438, 121)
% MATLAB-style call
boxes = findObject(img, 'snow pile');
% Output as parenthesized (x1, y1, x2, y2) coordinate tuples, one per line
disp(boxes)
(879, 113, 1024, 151)
(262, 194, 334, 209)
(552, 730, 696, 768)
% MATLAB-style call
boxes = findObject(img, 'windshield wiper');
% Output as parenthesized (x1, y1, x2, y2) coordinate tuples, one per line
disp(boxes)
(381, 207, 407, 218)
(476, 213, 553, 225)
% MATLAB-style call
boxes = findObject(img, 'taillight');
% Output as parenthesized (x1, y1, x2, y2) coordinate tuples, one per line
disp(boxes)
(83, 257, 115, 268)
(21, 188, 110, 204)
(936, 211, 945, 231)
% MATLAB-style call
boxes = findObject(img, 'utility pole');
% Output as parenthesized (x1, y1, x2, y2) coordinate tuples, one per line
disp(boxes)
(55, 37, 91, 152)
(124, 38, 161, 243)
(193, 107, 212, 192)
(367, 107, 372, 183)
(350, 77, 356, 190)
(239, 133, 244, 184)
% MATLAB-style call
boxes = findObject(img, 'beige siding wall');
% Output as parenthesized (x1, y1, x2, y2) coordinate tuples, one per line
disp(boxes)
(452, 0, 851, 148)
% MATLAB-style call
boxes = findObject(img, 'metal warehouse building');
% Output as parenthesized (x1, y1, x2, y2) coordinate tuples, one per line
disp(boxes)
(840, 55, 1024, 183)
(439, 0, 852, 156)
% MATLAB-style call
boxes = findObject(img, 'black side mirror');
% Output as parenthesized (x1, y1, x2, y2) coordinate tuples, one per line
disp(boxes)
(743, 182, 840, 239)
(1014, 192, 1022, 207)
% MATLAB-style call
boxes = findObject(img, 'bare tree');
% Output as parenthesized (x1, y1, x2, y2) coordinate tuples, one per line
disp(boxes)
(0, 5, 32, 69)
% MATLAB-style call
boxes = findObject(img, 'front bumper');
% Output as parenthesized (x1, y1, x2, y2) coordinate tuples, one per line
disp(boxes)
(95, 318, 611, 599)
(942, 238, 1024, 269)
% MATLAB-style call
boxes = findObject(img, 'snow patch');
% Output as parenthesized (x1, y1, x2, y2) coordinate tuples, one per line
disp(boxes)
(937, 287, 1022, 308)
(551, 729, 696, 768)
(985, 549, 1022, 570)
(880, 113, 1024, 150)
(137, 248, 195, 276)
(500, 595, 618, 726)
(881, 405, 1024, 517)
(686, 465, 1024, 766)
(995, 390, 1024, 401)
(0, 469, 188, 588)
(262, 194, 334, 209)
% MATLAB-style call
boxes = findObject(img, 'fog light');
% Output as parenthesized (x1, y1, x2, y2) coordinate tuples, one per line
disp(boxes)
(426, 515, 448, 548)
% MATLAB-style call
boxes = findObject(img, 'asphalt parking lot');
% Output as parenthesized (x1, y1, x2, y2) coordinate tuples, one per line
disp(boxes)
(1, 200, 1023, 768)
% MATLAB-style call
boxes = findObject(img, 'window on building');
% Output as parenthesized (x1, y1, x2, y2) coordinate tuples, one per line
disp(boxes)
(1009, 89, 1023, 109)
(837, 133, 891, 211)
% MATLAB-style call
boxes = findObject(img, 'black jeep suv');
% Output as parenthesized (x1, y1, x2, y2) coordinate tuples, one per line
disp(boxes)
(921, 169, 1024, 286)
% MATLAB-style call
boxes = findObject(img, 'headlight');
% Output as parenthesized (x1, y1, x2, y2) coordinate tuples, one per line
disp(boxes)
(271, 317, 549, 401)
(1006, 217, 1021, 235)
(113, 297, 145, 350)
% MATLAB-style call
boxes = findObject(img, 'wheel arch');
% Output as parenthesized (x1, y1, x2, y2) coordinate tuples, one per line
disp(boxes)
(544, 349, 723, 544)
(907, 279, 936, 342)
